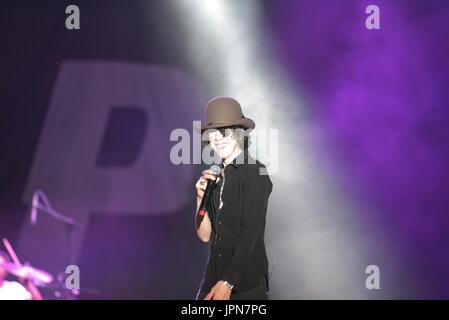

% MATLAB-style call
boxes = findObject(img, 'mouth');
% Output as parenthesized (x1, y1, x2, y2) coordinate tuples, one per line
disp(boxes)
(215, 142, 228, 149)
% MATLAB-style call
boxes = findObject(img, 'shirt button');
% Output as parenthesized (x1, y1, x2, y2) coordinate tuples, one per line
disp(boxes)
(218, 254, 222, 258)
(219, 221, 222, 224)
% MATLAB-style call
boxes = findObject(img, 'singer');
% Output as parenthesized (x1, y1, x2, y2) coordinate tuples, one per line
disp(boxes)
(194, 97, 273, 300)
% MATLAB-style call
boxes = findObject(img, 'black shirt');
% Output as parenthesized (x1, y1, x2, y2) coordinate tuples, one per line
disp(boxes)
(198, 151, 273, 295)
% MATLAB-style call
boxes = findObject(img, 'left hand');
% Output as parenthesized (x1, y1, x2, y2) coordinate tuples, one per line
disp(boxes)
(203, 280, 232, 300)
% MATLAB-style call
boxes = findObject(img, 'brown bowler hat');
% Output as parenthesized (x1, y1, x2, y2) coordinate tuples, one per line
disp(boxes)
(201, 97, 255, 132)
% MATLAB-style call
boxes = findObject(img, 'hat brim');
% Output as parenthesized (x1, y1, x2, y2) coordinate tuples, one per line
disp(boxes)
(197, 117, 256, 133)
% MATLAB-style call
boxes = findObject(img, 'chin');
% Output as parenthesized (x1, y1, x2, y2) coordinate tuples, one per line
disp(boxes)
(214, 146, 234, 160)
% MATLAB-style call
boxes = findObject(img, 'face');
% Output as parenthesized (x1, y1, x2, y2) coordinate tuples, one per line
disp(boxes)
(207, 127, 241, 160)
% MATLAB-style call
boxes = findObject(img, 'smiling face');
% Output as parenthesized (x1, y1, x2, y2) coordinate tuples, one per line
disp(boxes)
(207, 127, 242, 160)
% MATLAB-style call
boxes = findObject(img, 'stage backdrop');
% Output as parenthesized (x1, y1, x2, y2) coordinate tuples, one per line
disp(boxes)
(0, 0, 448, 299)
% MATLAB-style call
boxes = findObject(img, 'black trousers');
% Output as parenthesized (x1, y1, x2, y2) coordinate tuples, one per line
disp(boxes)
(196, 276, 269, 300)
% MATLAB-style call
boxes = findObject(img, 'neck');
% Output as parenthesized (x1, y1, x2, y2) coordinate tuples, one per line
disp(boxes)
(223, 148, 242, 168)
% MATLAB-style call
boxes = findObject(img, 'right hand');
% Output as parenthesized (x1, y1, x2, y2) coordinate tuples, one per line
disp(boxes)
(196, 170, 220, 200)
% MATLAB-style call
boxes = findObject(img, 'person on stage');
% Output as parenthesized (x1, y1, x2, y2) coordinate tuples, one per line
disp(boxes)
(195, 97, 272, 300)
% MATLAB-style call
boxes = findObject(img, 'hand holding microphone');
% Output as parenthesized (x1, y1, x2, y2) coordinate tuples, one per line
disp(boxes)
(196, 165, 221, 216)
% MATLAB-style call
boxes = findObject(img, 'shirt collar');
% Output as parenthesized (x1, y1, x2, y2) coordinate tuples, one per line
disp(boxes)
(225, 150, 249, 169)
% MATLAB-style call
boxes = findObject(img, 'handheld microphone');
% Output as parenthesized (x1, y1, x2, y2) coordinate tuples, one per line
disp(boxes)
(197, 165, 221, 216)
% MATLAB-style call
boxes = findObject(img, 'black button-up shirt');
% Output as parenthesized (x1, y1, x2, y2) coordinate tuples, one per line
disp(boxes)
(199, 152, 273, 294)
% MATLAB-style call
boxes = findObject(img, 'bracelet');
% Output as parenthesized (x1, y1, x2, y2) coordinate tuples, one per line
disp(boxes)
(223, 281, 234, 290)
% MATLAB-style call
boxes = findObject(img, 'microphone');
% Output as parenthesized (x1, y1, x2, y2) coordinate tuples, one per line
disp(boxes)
(197, 165, 221, 216)
(30, 192, 39, 224)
